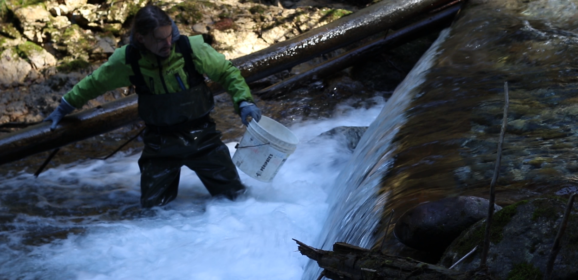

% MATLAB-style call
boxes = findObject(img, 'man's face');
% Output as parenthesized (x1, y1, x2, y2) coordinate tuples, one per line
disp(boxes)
(137, 25, 172, 58)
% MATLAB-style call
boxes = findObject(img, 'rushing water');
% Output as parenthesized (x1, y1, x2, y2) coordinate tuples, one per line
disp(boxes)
(301, 28, 452, 279)
(0, 99, 384, 279)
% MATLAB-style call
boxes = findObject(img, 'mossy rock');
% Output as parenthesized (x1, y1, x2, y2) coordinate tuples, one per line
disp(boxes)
(56, 58, 91, 73)
(507, 262, 543, 280)
(15, 40, 42, 59)
(167, 1, 215, 24)
(439, 197, 578, 279)
(0, 21, 20, 39)
(51, 24, 96, 60)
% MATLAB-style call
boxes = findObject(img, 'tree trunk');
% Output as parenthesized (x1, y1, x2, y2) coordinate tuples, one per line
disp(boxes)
(295, 239, 491, 280)
(233, 0, 455, 83)
(255, 3, 461, 99)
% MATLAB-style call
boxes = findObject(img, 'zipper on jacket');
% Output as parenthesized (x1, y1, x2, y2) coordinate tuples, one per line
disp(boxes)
(175, 74, 186, 90)
(157, 56, 169, 94)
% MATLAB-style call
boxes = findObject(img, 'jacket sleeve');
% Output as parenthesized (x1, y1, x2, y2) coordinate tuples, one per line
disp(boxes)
(188, 36, 254, 113)
(63, 47, 133, 109)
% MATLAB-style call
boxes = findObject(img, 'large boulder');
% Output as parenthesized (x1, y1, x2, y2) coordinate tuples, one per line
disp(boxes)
(0, 48, 32, 88)
(17, 41, 57, 69)
(394, 196, 502, 253)
(12, 4, 51, 42)
(315, 126, 368, 152)
(439, 198, 578, 280)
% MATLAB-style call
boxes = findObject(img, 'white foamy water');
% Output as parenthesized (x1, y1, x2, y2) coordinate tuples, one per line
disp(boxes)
(0, 97, 385, 280)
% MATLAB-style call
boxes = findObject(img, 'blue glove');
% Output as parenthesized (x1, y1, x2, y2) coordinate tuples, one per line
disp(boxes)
(239, 101, 262, 126)
(44, 97, 75, 130)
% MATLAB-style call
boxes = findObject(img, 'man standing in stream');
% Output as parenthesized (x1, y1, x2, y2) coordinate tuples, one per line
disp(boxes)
(44, 5, 262, 208)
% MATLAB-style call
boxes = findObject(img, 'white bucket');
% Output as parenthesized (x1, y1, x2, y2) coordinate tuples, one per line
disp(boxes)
(232, 116, 299, 182)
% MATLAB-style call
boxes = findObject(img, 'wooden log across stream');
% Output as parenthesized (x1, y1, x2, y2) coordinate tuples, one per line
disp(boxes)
(255, 3, 462, 98)
(0, 0, 455, 166)
(294, 239, 491, 280)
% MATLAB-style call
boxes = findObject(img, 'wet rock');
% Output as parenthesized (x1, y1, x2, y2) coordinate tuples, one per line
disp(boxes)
(0, 48, 31, 88)
(282, 1, 295, 8)
(439, 198, 578, 280)
(394, 196, 502, 253)
(315, 126, 368, 151)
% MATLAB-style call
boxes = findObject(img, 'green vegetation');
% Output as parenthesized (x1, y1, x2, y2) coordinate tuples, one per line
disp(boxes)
(320, 8, 353, 21)
(126, 0, 148, 17)
(57, 59, 91, 73)
(15, 40, 42, 59)
(0, 0, 6, 18)
(249, 5, 265, 15)
(168, 1, 215, 24)
(531, 198, 561, 221)
(507, 262, 543, 280)
(0, 22, 19, 39)
(4, 0, 43, 8)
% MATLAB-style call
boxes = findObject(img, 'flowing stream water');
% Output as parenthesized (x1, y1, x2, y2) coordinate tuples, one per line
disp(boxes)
(0, 96, 385, 279)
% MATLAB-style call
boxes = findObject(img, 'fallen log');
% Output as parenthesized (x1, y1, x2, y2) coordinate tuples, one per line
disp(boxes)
(0, 97, 138, 166)
(0, 0, 454, 166)
(255, 3, 461, 98)
(295, 239, 491, 280)
(233, 0, 455, 83)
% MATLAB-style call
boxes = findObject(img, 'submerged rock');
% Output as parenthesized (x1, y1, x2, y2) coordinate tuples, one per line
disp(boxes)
(439, 198, 578, 280)
(315, 126, 368, 151)
(393, 196, 501, 253)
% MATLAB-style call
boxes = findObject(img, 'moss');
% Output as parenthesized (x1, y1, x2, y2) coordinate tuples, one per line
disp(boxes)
(168, 1, 215, 24)
(0, 21, 19, 39)
(531, 199, 561, 221)
(249, 5, 266, 14)
(507, 262, 543, 280)
(454, 200, 528, 256)
(15, 41, 42, 59)
(537, 167, 562, 176)
(57, 59, 90, 73)
(6, 0, 43, 8)
(320, 8, 353, 21)
(102, 25, 121, 36)
(126, 0, 147, 17)
(527, 157, 550, 167)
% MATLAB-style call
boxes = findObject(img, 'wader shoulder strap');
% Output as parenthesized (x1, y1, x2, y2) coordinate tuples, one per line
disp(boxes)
(126, 44, 152, 95)
(176, 35, 205, 87)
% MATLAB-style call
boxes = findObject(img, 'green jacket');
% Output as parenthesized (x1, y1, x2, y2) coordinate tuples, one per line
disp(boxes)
(63, 35, 253, 113)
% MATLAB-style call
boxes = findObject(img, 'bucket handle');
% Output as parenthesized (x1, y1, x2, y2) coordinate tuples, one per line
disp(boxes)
(235, 142, 270, 149)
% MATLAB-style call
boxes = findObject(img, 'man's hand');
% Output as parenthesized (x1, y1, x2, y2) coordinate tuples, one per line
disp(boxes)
(44, 97, 75, 130)
(239, 101, 262, 126)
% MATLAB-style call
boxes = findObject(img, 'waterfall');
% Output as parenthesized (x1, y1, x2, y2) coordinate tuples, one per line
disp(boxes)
(302, 28, 451, 280)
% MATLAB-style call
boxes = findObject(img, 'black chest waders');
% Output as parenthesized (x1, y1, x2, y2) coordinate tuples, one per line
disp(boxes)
(126, 35, 245, 208)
